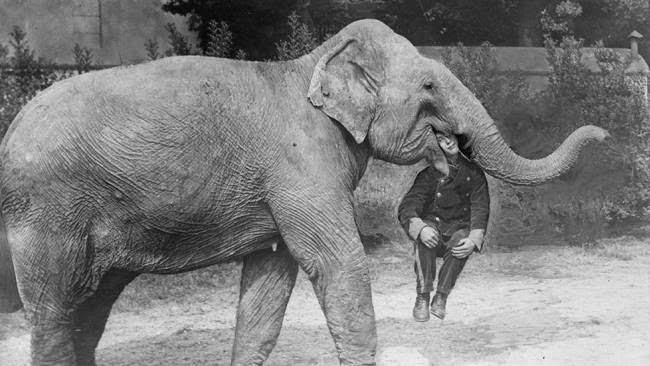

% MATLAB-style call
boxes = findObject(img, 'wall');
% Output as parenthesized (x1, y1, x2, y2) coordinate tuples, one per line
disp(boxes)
(0, 0, 193, 65)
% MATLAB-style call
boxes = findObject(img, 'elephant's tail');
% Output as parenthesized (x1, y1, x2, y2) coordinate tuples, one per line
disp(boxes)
(0, 212, 22, 312)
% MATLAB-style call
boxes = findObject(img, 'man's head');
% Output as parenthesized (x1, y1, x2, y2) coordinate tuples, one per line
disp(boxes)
(436, 133, 459, 158)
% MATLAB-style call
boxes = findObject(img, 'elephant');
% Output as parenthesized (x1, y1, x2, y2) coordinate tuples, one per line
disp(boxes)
(0, 19, 608, 365)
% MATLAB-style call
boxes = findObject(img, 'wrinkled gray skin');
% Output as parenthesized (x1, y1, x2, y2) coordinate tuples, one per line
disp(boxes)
(0, 20, 608, 365)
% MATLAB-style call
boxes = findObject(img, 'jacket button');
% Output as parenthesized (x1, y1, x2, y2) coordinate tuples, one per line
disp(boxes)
(436, 192, 442, 197)
(463, 207, 468, 212)
(466, 193, 470, 197)
(435, 217, 441, 222)
(466, 177, 471, 181)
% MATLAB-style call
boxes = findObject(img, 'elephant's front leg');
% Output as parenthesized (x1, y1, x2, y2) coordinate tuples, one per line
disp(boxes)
(269, 194, 377, 366)
(231, 240, 299, 366)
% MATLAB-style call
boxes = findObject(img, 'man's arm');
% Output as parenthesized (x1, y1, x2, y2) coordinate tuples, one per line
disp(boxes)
(452, 170, 489, 258)
(468, 170, 490, 252)
(398, 168, 438, 241)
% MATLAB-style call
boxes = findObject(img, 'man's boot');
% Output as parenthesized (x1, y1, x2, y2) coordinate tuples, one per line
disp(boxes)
(412, 292, 430, 322)
(430, 292, 447, 320)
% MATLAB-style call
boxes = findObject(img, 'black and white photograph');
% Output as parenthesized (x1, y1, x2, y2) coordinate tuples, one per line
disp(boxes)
(0, 1, 649, 365)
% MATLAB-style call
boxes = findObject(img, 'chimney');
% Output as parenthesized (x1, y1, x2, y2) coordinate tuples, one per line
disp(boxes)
(629, 30, 643, 57)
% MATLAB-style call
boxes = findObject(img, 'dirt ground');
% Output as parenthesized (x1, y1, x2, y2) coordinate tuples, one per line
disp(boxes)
(1, 235, 649, 366)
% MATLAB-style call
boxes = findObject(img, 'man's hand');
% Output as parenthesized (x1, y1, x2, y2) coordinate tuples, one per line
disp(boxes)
(419, 226, 440, 248)
(451, 237, 476, 258)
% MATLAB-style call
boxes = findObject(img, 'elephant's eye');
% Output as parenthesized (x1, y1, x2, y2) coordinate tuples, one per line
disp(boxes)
(423, 82, 434, 91)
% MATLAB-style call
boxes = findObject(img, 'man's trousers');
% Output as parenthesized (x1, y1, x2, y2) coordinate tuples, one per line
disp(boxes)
(414, 228, 469, 294)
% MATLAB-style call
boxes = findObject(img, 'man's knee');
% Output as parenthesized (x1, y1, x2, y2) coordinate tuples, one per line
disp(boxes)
(445, 229, 469, 248)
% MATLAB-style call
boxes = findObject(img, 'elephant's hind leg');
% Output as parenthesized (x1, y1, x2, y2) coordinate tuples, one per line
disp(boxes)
(71, 269, 137, 366)
(231, 241, 299, 366)
(8, 224, 102, 365)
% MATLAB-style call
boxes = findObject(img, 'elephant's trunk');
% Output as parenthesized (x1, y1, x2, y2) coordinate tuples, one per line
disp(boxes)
(470, 123, 609, 185)
(439, 65, 609, 186)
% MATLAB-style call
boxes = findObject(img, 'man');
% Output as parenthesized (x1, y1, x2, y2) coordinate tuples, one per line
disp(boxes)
(398, 133, 489, 322)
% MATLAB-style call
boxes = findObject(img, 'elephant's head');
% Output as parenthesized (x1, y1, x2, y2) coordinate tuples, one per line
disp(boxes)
(307, 19, 609, 184)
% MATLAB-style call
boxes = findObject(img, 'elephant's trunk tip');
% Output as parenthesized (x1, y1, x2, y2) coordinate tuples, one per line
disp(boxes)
(580, 125, 611, 142)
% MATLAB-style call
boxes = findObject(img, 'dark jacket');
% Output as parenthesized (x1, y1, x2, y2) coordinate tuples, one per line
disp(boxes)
(398, 155, 490, 247)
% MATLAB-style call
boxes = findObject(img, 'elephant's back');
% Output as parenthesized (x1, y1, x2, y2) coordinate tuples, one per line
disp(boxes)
(0, 56, 274, 161)
(0, 56, 253, 174)
(0, 56, 276, 224)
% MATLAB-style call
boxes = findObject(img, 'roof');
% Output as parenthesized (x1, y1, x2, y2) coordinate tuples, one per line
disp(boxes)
(629, 30, 643, 39)
(416, 46, 650, 75)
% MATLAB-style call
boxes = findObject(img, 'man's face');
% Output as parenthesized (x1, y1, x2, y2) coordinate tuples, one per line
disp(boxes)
(436, 134, 459, 157)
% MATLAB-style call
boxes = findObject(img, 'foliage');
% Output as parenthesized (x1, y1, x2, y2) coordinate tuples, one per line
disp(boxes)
(307, 1, 354, 41)
(442, 37, 649, 241)
(372, 0, 650, 62)
(0, 26, 63, 138)
(164, 23, 193, 56)
(553, 0, 650, 62)
(275, 12, 319, 61)
(162, 0, 296, 60)
(0, 43, 7, 63)
(72, 43, 94, 73)
(158, 0, 650, 63)
(540, 36, 649, 224)
(541, 0, 583, 40)
(375, 0, 520, 46)
(145, 39, 161, 60)
(441, 42, 531, 120)
(205, 20, 233, 58)
(544, 36, 589, 101)
(234, 49, 248, 60)
(149, 20, 247, 60)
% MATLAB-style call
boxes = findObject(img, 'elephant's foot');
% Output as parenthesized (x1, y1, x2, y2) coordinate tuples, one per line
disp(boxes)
(30, 322, 77, 366)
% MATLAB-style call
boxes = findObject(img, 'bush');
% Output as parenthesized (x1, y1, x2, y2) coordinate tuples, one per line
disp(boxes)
(441, 39, 649, 246)
(164, 23, 193, 56)
(145, 39, 161, 60)
(540, 36, 649, 225)
(275, 12, 319, 61)
(72, 43, 94, 73)
(442, 42, 532, 120)
(205, 20, 233, 58)
(148, 22, 247, 60)
(0, 26, 63, 138)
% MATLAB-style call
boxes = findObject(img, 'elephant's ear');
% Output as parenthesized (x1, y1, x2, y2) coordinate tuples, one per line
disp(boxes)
(308, 38, 384, 144)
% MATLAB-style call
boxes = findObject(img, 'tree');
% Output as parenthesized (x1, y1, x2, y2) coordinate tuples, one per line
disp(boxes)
(161, 0, 650, 60)
(162, 0, 297, 60)
(72, 43, 94, 73)
(275, 12, 319, 61)
(164, 23, 193, 56)
(0, 26, 60, 137)
(539, 0, 650, 61)
(575, 0, 650, 59)
(205, 20, 234, 58)
(374, 0, 521, 46)
(145, 39, 161, 60)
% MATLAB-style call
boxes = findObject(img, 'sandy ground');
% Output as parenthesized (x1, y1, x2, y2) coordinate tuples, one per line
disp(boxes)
(1, 236, 649, 366)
